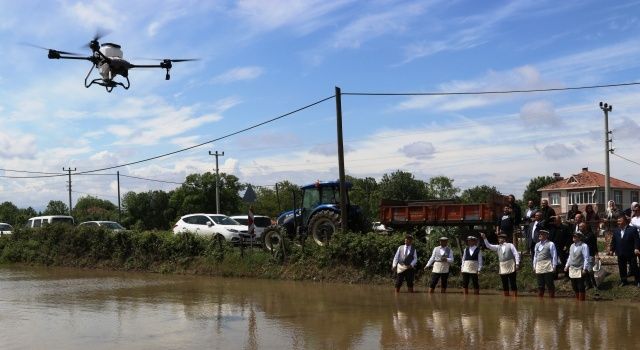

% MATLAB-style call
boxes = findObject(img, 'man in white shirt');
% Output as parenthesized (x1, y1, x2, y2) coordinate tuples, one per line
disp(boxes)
(424, 236, 454, 293)
(564, 232, 590, 301)
(630, 202, 640, 230)
(392, 234, 418, 293)
(461, 236, 482, 295)
(481, 232, 520, 297)
(533, 230, 558, 298)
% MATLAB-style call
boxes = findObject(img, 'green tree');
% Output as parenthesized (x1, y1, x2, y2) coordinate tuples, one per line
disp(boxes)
(379, 170, 428, 201)
(122, 190, 174, 230)
(245, 181, 302, 218)
(522, 176, 556, 206)
(170, 172, 244, 217)
(0, 201, 20, 225)
(427, 176, 460, 199)
(44, 200, 69, 215)
(460, 185, 502, 204)
(73, 195, 118, 222)
(347, 175, 380, 221)
(17, 207, 38, 226)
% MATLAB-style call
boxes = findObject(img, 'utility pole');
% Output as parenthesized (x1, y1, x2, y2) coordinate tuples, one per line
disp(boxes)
(63, 167, 76, 216)
(599, 101, 613, 205)
(209, 150, 224, 214)
(117, 171, 121, 222)
(335, 86, 348, 233)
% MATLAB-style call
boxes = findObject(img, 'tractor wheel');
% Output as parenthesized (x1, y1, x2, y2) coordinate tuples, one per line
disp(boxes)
(262, 225, 285, 252)
(309, 210, 341, 246)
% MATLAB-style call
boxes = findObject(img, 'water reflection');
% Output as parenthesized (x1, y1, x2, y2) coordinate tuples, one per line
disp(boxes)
(0, 266, 639, 350)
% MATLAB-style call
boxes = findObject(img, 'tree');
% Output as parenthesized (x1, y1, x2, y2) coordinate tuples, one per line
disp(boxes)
(170, 172, 244, 217)
(460, 185, 502, 204)
(379, 170, 428, 201)
(347, 175, 380, 221)
(427, 176, 460, 199)
(122, 190, 174, 230)
(0, 201, 20, 225)
(522, 176, 556, 206)
(73, 195, 118, 222)
(44, 200, 69, 215)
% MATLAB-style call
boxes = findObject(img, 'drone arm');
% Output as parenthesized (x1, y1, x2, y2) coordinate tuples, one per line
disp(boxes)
(51, 54, 93, 61)
(129, 63, 172, 80)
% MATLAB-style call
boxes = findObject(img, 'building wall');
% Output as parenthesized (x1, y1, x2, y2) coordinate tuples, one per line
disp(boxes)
(539, 188, 637, 215)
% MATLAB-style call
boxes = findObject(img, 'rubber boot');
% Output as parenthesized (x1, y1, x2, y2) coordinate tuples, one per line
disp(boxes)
(503, 291, 510, 297)
(474, 289, 480, 295)
(538, 289, 544, 298)
(579, 292, 586, 301)
(464, 288, 469, 295)
(395, 287, 400, 294)
(429, 288, 435, 293)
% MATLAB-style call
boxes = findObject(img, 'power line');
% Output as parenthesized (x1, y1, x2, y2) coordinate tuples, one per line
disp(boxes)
(73, 95, 336, 175)
(120, 174, 184, 185)
(612, 152, 640, 167)
(0, 168, 64, 175)
(343, 81, 640, 96)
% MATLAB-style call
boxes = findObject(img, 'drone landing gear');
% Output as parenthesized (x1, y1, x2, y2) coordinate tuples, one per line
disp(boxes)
(83, 64, 130, 92)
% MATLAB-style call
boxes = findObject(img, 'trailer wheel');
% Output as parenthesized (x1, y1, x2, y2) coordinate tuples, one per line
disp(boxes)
(309, 210, 341, 246)
(262, 225, 285, 252)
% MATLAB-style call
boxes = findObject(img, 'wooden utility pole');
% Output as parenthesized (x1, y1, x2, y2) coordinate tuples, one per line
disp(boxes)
(63, 167, 76, 215)
(209, 150, 225, 214)
(335, 86, 348, 233)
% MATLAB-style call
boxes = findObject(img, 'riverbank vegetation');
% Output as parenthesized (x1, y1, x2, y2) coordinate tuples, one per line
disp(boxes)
(1, 226, 638, 301)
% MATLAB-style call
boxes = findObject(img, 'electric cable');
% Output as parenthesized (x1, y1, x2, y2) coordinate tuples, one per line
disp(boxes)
(612, 152, 640, 167)
(342, 81, 640, 96)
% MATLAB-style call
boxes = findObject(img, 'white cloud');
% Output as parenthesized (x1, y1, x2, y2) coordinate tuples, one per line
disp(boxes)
(67, 1, 121, 30)
(0, 131, 37, 158)
(399, 141, 435, 159)
(332, 3, 426, 49)
(211, 66, 264, 84)
(537, 142, 579, 160)
(519, 100, 560, 126)
(308, 143, 353, 156)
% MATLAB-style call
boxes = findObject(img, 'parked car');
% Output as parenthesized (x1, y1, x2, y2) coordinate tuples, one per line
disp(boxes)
(0, 223, 13, 235)
(172, 213, 251, 244)
(26, 215, 75, 228)
(229, 215, 272, 239)
(78, 221, 126, 231)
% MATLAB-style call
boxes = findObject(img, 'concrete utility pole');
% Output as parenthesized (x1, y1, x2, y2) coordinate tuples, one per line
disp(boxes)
(209, 150, 225, 214)
(117, 171, 121, 222)
(335, 86, 348, 233)
(599, 102, 613, 204)
(63, 167, 76, 215)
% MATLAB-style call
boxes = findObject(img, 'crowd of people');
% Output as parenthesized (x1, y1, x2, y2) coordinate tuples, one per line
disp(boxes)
(391, 198, 640, 301)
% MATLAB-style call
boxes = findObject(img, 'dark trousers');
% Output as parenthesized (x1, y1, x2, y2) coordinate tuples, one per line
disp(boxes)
(462, 273, 479, 290)
(536, 272, 555, 292)
(500, 272, 517, 292)
(429, 272, 449, 289)
(395, 268, 415, 289)
(570, 276, 586, 293)
(617, 255, 640, 283)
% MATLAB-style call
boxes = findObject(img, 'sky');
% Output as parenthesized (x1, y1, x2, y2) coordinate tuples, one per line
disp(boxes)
(0, 0, 639, 211)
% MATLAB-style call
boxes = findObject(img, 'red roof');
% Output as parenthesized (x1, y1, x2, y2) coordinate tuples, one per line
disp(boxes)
(539, 169, 640, 191)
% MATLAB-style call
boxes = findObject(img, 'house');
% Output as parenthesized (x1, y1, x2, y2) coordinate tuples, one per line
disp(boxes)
(538, 167, 640, 215)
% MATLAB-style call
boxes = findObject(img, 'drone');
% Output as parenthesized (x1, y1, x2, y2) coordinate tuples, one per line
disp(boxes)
(29, 32, 197, 92)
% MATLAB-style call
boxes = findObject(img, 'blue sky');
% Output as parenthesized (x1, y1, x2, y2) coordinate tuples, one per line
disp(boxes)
(1, 0, 639, 211)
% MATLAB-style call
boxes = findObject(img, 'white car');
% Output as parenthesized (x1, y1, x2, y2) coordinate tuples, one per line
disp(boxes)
(0, 223, 13, 235)
(172, 213, 250, 244)
(78, 221, 126, 231)
(229, 215, 272, 239)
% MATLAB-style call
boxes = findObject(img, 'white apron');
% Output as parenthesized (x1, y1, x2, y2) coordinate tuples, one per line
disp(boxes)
(499, 259, 516, 275)
(397, 264, 409, 274)
(432, 261, 450, 274)
(568, 266, 583, 279)
(461, 260, 479, 274)
(535, 260, 554, 274)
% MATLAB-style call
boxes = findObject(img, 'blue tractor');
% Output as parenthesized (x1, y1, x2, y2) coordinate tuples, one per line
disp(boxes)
(262, 181, 365, 251)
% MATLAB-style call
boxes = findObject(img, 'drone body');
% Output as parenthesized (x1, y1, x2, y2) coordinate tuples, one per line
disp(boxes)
(36, 33, 197, 92)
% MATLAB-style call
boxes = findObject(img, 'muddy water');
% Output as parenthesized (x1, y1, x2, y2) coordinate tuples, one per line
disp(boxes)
(0, 266, 637, 350)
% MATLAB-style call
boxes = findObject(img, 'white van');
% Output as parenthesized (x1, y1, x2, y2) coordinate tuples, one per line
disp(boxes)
(26, 215, 75, 228)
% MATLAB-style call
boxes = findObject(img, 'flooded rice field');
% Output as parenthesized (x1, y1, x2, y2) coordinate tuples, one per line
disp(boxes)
(0, 265, 637, 349)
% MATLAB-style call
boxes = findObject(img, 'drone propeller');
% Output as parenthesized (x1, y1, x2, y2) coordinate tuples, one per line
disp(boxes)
(133, 57, 200, 63)
(83, 28, 112, 51)
(21, 42, 83, 56)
